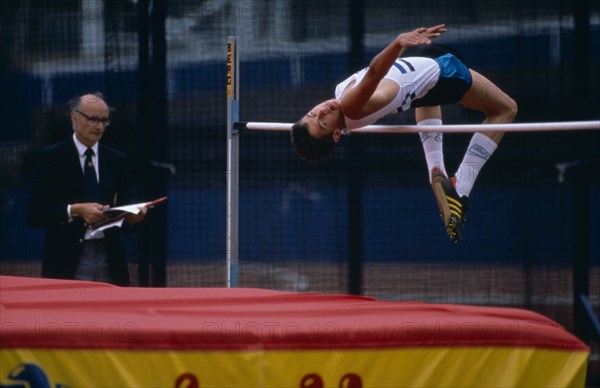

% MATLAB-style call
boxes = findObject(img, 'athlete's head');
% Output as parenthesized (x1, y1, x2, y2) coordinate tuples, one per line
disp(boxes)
(290, 99, 344, 163)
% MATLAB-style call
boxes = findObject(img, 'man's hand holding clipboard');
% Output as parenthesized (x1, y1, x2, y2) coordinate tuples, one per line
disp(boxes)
(91, 196, 167, 230)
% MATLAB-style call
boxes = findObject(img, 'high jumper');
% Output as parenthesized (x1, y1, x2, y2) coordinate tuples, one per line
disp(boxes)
(290, 24, 518, 243)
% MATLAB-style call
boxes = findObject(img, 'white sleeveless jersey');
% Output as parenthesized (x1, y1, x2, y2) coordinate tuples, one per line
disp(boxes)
(335, 57, 440, 130)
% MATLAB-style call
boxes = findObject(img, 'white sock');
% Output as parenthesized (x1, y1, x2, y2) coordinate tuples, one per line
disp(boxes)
(418, 119, 445, 183)
(454, 133, 498, 197)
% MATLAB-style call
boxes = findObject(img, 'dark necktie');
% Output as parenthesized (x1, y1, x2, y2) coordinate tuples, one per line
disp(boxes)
(84, 148, 100, 202)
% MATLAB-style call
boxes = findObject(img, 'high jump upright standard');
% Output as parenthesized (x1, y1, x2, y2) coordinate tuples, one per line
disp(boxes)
(226, 36, 239, 288)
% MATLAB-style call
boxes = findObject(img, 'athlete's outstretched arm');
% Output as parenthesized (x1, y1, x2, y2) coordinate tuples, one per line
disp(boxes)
(340, 24, 446, 119)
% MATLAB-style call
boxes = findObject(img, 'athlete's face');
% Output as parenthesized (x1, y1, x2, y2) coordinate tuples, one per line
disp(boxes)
(302, 99, 344, 141)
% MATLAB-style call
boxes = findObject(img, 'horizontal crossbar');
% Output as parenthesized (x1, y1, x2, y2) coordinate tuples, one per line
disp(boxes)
(237, 120, 600, 133)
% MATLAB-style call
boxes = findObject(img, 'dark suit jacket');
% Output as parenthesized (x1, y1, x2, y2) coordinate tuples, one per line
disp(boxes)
(27, 138, 134, 286)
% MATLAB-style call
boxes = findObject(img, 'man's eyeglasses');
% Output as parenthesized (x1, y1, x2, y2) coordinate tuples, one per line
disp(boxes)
(75, 110, 111, 127)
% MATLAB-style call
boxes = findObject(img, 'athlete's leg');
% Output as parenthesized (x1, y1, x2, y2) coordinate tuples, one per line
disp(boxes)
(431, 70, 516, 243)
(454, 70, 517, 197)
(459, 69, 518, 142)
(416, 106, 446, 182)
(416, 106, 463, 242)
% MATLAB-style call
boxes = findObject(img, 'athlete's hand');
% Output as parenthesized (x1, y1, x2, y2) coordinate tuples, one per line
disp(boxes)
(396, 24, 447, 48)
(420, 24, 447, 39)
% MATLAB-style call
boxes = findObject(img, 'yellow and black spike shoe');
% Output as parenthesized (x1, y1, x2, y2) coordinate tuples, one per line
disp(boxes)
(432, 173, 469, 243)
(442, 177, 469, 243)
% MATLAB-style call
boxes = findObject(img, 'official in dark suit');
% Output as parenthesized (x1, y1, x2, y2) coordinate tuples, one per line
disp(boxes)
(27, 92, 146, 286)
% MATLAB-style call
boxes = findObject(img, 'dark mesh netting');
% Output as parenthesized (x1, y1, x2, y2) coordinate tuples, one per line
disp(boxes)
(1, 0, 599, 376)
